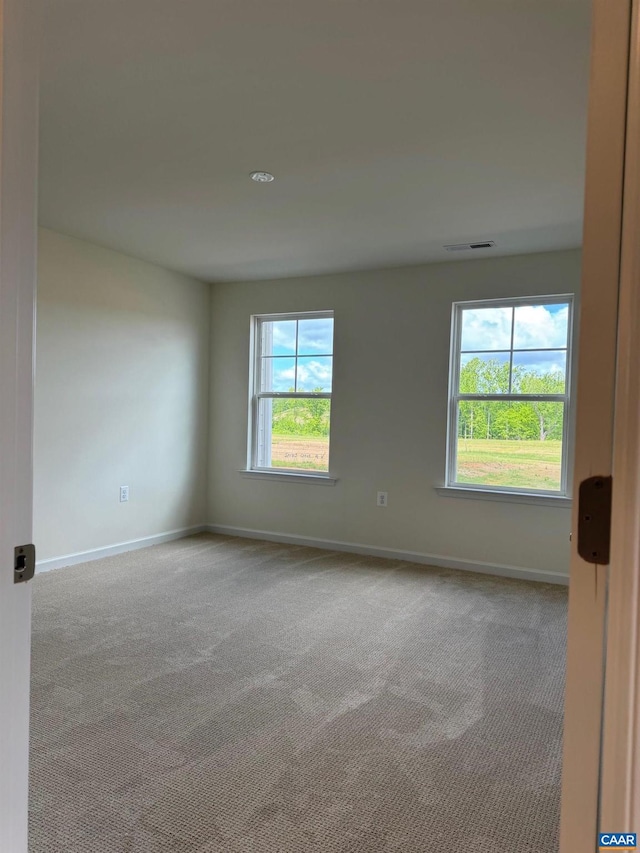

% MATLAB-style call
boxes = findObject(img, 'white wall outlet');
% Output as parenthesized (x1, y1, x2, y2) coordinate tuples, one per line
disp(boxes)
(119, 485, 129, 502)
(377, 491, 388, 507)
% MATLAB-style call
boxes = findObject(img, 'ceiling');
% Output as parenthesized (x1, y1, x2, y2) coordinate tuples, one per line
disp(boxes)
(38, 0, 592, 282)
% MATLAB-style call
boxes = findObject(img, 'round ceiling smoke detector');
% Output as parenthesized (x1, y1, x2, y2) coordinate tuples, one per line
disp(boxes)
(250, 171, 275, 183)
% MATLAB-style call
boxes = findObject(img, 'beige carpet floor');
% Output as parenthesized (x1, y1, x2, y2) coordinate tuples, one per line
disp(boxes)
(29, 533, 567, 853)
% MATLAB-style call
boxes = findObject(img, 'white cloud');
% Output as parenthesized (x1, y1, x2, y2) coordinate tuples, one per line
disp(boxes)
(514, 350, 566, 376)
(267, 318, 333, 356)
(271, 321, 296, 354)
(513, 305, 568, 349)
(461, 307, 512, 351)
(296, 359, 332, 391)
(265, 358, 295, 391)
(461, 304, 568, 352)
(298, 318, 334, 355)
(269, 357, 332, 391)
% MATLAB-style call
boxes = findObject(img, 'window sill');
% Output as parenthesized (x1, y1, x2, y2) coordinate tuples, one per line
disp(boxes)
(240, 470, 338, 486)
(435, 485, 572, 507)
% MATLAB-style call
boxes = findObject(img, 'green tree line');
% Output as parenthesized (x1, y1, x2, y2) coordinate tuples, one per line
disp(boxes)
(269, 359, 565, 443)
(272, 390, 330, 437)
(459, 357, 564, 441)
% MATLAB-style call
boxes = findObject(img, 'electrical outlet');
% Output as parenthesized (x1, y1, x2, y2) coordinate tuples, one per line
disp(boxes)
(377, 491, 388, 507)
(120, 485, 129, 503)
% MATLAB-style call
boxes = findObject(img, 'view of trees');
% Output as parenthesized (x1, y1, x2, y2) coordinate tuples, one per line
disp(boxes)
(268, 360, 565, 444)
(271, 390, 330, 437)
(458, 357, 564, 442)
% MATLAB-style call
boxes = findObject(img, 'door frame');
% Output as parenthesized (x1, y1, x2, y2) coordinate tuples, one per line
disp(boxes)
(599, 0, 640, 831)
(0, 0, 39, 849)
(560, 0, 640, 849)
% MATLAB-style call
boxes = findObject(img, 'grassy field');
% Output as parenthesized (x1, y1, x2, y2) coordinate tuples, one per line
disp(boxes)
(268, 434, 562, 489)
(457, 438, 562, 490)
(271, 434, 329, 471)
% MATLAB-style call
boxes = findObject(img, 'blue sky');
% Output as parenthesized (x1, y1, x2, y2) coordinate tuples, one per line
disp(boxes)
(263, 318, 334, 391)
(461, 303, 569, 376)
(269, 318, 333, 356)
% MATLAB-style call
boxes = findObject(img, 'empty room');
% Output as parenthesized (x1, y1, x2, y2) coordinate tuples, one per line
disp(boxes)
(7, 0, 629, 851)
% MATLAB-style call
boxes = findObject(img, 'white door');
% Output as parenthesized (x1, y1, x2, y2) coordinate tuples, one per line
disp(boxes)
(0, 0, 39, 850)
(560, 0, 638, 849)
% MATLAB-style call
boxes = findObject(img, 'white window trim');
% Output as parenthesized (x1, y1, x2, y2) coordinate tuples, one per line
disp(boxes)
(445, 293, 575, 498)
(435, 486, 572, 507)
(247, 310, 334, 478)
(240, 469, 338, 485)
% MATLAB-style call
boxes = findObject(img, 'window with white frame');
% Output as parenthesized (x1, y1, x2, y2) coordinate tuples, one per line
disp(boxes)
(249, 312, 334, 474)
(447, 295, 573, 495)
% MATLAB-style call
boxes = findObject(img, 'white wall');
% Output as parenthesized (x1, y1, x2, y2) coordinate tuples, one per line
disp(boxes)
(34, 228, 210, 562)
(34, 236, 580, 579)
(208, 249, 581, 580)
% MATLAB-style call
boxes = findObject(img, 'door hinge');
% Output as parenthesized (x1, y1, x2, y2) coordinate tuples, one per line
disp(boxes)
(577, 475, 612, 565)
(14, 544, 36, 583)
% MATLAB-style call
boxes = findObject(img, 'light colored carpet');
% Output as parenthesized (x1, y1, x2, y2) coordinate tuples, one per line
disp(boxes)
(29, 533, 567, 853)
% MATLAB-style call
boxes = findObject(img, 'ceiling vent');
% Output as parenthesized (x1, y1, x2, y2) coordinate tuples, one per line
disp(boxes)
(444, 240, 496, 252)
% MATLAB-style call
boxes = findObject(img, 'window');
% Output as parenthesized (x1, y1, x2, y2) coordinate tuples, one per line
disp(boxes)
(447, 295, 573, 495)
(249, 311, 334, 475)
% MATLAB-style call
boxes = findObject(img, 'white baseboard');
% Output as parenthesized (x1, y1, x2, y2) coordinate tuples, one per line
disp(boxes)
(206, 524, 569, 586)
(35, 525, 208, 573)
(35, 522, 570, 586)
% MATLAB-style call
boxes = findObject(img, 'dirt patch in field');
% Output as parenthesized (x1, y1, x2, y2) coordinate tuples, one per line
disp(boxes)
(271, 437, 329, 470)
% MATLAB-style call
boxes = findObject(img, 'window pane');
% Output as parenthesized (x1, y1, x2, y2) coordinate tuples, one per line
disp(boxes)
(267, 320, 297, 355)
(260, 357, 295, 392)
(260, 320, 296, 357)
(513, 303, 569, 350)
(257, 398, 330, 472)
(297, 317, 334, 355)
(460, 307, 512, 351)
(512, 351, 567, 393)
(296, 356, 333, 392)
(456, 401, 564, 491)
(460, 353, 510, 393)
